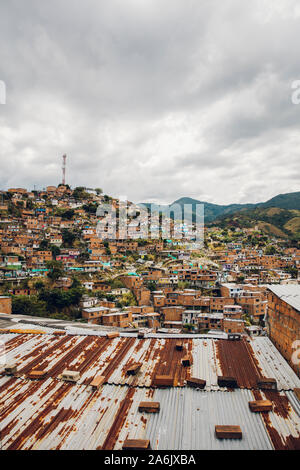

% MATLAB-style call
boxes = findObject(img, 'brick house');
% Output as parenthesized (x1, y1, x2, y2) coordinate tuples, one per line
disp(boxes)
(267, 285, 300, 377)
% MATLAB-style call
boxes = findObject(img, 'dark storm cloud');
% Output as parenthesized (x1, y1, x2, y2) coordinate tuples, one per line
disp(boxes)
(0, 0, 299, 204)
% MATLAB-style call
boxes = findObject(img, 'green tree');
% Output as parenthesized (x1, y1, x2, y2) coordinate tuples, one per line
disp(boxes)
(146, 281, 157, 292)
(110, 279, 125, 289)
(38, 286, 84, 313)
(286, 266, 298, 279)
(12, 295, 47, 317)
(62, 229, 77, 247)
(46, 260, 64, 281)
(61, 209, 75, 220)
(83, 203, 97, 215)
(71, 277, 82, 289)
(34, 280, 45, 290)
(265, 245, 277, 255)
(39, 239, 50, 250)
(73, 187, 90, 201)
(50, 245, 61, 260)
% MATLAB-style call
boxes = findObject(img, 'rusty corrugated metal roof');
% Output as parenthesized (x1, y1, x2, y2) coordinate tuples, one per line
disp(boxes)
(0, 332, 299, 450)
(1, 333, 299, 390)
(0, 378, 299, 450)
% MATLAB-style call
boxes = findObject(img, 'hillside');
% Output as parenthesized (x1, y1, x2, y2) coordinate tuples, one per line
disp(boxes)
(260, 192, 300, 210)
(139, 197, 256, 223)
(212, 206, 300, 240)
(139, 191, 300, 223)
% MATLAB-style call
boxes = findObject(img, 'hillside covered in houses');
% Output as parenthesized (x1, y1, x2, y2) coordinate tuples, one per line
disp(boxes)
(0, 184, 298, 345)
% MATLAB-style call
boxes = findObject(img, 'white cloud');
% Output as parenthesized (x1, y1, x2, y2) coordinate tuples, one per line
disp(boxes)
(0, 0, 299, 205)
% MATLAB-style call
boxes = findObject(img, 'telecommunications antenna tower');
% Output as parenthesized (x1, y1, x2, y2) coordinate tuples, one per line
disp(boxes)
(62, 154, 67, 185)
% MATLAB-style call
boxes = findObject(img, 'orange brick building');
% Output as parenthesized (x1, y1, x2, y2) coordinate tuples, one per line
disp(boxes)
(267, 285, 300, 377)
(0, 296, 12, 314)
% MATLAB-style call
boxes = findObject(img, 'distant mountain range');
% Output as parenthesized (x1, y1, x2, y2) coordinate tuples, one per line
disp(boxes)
(139, 191, 300, 239)
(139, 191, 300, 222)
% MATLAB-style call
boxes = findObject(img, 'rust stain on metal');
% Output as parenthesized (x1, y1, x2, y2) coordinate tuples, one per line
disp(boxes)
(143, 338, 157, 364)
(100, 387, 135, 450)
(90, 405, 109, 438)
(3, 333, 36, 353)
(35, 407, 74, 443)
(44, 336, 95, 378)
(263, 390, 290, 419)
(261, 412, 300, 450)
(17, 335, 73, 375)
(151, 339, 191, 387)
(0, 379, 44, 422)
(101, 337, 136, 382)
(0, 376, 16, 395)
(132, 338, 145, 354)
(55, 388, 103, 449)
(4, 382, 73, 450)
(38, 378, 59, 400)
(251, 390, 300, 450)
(76, 337, 111, 384)
(0, 417, 20, 439)
(120, 339, 147, 384)
(1, 334, 299, 450)
(146, 388, 155, 398)
(216, 338, 263, 389)
(140, 416, 147, 427)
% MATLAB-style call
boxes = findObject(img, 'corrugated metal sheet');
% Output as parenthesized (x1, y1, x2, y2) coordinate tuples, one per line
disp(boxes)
(0, 378, 128, 450)
(250, 337, 300, 390)
(143, 388, 274, 450)
(190, 339, 221, 390)
(1, 378, 299, 450)
(0, 332, 299, 450)
(1, 334, 299, 390)
(267, 284, 300, 311)
(286, 390, 300, 416)
(251, 389, 300, 450)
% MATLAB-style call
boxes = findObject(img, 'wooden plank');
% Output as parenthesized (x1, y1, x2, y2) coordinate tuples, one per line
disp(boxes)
(217, 376, 238, 388)
(123, 439, 150, 450)
(90, 375, 106, 389)
(138, 402, 160, 413)
(153, 375, 174, 387)
(27, 370, 47, 380)
(249, 400, 273, 412)
(53, 331, 66, 336)
(186, 377, 206, 389)
(257, 378, 277, 390)
(215, 425, 242, 439)
(106, 332, 120, 339)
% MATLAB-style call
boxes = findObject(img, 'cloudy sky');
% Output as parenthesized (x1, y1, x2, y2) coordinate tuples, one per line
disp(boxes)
(0, 0, 300, 205)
